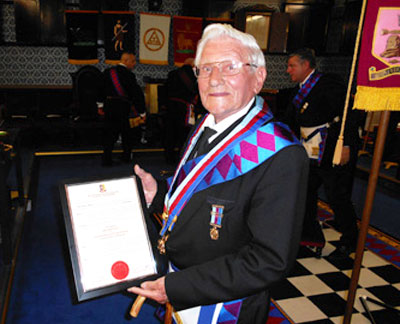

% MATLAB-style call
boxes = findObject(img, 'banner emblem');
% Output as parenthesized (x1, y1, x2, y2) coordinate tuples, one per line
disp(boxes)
(353, 1, 400, 111)
(139, 13, 170, 65)
(144, 28, 165, 51)
(370, 7, 400, 80)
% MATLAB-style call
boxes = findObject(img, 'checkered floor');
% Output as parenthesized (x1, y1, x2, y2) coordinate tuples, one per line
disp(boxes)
(269, 210, 400, 324)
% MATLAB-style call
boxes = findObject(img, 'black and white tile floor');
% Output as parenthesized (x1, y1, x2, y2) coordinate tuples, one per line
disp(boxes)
(269, 207, 400, 324)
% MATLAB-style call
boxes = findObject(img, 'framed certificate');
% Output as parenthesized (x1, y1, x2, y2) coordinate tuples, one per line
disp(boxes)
(60, 175, 162, 302)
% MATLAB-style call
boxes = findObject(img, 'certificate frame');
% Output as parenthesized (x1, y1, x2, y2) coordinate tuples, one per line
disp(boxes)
(245, 12, 272, 52)
(59, 174, 163, 302)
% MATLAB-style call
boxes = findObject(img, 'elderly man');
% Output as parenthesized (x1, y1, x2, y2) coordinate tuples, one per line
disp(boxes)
(102, 51, 146, 166)
(280, 48, 360, 259)
(129, 24, 309, 323)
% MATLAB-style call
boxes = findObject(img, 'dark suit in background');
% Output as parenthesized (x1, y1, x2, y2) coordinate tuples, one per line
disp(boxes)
(102, 64, 145, 165)
(164, 64, 206, 163)
(278, 73, 360, 254)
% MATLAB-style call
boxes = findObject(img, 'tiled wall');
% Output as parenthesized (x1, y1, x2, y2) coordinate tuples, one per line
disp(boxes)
(0, 0, 351, 89)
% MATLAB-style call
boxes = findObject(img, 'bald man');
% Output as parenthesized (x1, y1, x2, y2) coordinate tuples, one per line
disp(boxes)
(102, 52, 146, 165)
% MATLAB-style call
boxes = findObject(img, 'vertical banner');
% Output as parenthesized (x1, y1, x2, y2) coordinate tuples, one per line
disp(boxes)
(353, 0, 400, 111)
(139, 13, 171, 65)
(65, 10, 99, 65)
(103, 11, 136, 64)
(173, 16, 203, 66)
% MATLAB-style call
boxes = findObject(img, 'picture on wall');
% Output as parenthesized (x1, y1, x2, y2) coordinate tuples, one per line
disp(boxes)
(245, 12, 272, 52)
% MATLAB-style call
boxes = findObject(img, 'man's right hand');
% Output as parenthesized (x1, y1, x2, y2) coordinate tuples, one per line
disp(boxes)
(134, 165, 157, 206)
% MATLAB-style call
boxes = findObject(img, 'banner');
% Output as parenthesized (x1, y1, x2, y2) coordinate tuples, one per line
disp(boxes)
(353, 0, 400, 111)
(139, 13, 171, 65)
(66, 10, 99, 65)
(173, 16, 203, 66)
(103, 11, 135, 65)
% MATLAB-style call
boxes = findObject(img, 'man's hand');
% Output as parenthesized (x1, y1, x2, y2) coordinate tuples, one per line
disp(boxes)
(340, 146, 350, 165)
(134, 165, 157, 206)
(128, 277, 168, 304)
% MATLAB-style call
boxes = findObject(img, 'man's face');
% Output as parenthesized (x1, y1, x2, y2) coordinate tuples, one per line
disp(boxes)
(121, 53, 136, 70)
(197, 37, 266, 123)
(286, 55, 311, 83)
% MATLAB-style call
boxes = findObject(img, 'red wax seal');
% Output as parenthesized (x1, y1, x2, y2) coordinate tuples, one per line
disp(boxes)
(111, 261, 129, 280)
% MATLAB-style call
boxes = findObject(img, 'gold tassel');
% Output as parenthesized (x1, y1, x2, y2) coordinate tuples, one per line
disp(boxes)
(130, 295, 146, 317)
(332, 135, 344, 166)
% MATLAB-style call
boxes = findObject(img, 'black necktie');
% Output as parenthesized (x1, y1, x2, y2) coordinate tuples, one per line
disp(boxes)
(192, 127, 217, 158)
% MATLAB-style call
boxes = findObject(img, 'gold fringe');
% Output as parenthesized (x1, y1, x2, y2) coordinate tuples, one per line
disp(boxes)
(68, 59, 99, 65)
(104, 59, 121, 65)
(353, 86, 400, 111)
(139, 59, 168, 65)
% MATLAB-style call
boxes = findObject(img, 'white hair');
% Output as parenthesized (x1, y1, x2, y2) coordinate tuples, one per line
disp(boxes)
(194, 23, 266, 68)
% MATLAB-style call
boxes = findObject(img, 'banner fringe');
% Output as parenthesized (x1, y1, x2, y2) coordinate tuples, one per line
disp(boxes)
(139, 59, 168, 65)
(68, 59, 99, 65)
(353, 86, 400, 111)
(104, 60, 121, 65)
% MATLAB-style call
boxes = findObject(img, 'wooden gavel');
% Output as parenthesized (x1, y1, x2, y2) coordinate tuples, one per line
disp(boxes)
(130, 295, 173, 324)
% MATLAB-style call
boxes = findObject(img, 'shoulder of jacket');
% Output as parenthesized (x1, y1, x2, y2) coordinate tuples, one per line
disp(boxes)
(318, 73, 345, 85)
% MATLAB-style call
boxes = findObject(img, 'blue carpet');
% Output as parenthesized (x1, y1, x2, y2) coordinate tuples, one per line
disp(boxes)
(5, 153, 174, 324)
(4, 152, 399, 323)
(318, 172, 400, 241)
(352, 176, 400, 241)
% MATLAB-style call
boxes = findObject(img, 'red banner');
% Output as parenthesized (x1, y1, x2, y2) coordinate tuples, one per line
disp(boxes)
(354, 0, 400, 111)
(173, 16, 203, 66)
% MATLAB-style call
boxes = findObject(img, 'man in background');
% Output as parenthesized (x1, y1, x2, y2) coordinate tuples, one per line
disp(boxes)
(164, 58, 206, 163)
(278, 48, 360, 260)
(102, 51, 146, 166)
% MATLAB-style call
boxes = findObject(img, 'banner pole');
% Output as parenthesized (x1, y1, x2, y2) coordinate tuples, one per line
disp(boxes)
(342, 110, 391, 324)
(333, 0, 368, 165)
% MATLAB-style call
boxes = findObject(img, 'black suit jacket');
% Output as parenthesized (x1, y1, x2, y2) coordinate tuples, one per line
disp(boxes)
(278, 73, 360, 167)
(166, 64, 206, 118)
(150, 106, 309, 323)
(167, 64, 198, 103)
(103, 65, 145, 114)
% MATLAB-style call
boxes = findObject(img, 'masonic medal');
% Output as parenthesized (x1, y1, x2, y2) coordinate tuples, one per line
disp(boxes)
(300, 102, 309, 114)
(210, 227, 219, 240)
(157, 234, 169, 255)
(158, 211, 177, 254)
(158, 211, 170, 254)
(209, 205, 224, 240)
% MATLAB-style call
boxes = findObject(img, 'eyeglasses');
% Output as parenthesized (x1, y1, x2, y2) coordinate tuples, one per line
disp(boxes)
(194, 60, 258, 78)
